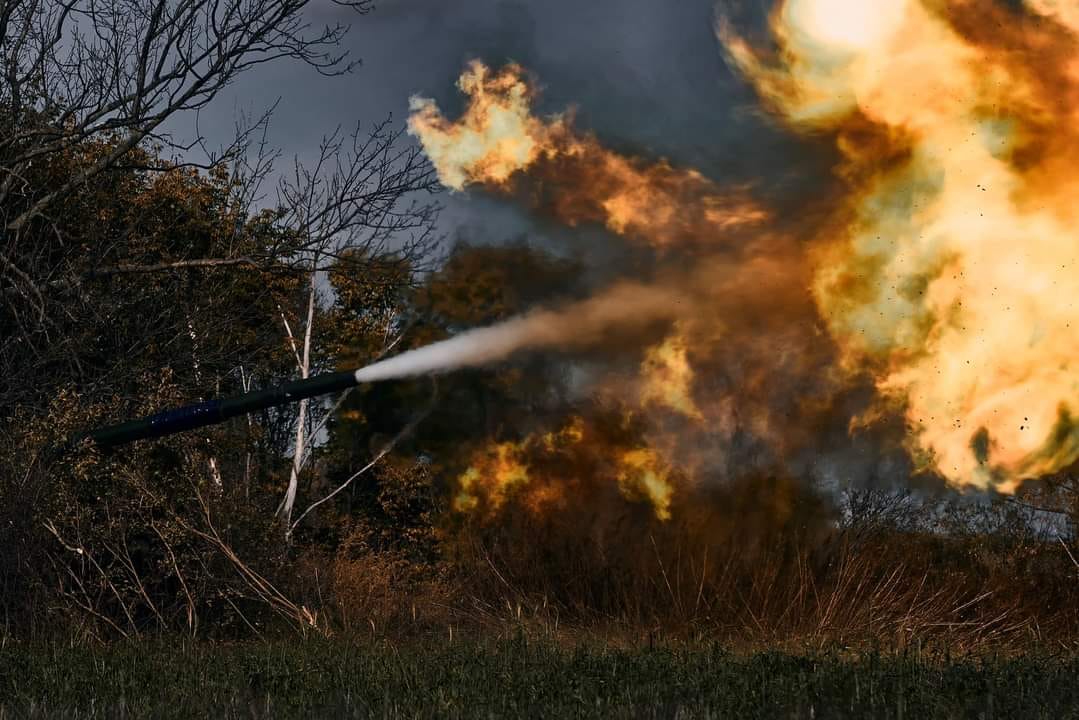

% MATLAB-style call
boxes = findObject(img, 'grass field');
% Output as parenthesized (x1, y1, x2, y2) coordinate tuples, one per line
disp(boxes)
(1, 639, 1077, 719)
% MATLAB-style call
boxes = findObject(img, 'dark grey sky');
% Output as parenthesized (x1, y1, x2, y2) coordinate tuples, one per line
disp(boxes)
(185, 0, 809, 249)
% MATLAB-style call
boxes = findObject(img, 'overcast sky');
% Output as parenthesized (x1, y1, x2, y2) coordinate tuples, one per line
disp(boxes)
(183, 0, 809, 250)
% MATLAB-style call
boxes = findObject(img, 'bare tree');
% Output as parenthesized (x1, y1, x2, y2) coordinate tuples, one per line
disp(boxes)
(276, 265, 317, 530)
(261, 121, 440, 533)
(0, 0, 441, 406)
(272, 119, 441, 274)
(0, 0, 376, 312)
(0, 0, 370, 209)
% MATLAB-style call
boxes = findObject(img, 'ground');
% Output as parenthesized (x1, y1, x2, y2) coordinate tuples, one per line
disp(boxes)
(2, 639, 1076, 718)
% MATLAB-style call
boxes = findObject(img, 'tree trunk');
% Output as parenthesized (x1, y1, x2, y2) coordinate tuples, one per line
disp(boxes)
(279, 265, 318, 534)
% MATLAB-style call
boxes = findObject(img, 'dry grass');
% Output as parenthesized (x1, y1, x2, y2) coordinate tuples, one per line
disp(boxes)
(316, 481, 1079, 655)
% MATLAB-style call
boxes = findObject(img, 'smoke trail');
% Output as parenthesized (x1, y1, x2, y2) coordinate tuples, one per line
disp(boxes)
(353, 282, 684, 383)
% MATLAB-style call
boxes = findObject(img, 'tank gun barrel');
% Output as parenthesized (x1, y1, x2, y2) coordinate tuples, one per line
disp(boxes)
(77, 370, 362, 448)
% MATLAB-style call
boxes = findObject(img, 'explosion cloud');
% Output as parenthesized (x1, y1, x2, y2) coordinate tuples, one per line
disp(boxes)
(722, 0, 1079, 490)
(380, 0, 1079, 519)
(401, 59, 835, 520)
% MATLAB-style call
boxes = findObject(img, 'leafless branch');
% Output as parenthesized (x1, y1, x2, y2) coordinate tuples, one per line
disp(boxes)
(0, 0, 378, 314)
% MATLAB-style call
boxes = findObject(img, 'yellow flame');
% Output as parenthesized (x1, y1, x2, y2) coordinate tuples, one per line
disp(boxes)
(724, 0, 1079, 490)
(407, 61, 558, 190)
(542, 416, 585, 451)
(409, 61, 765, 246)
(454, 442, 529, 513)
(615, 448, 674, 521)
(455, 416, 677, 522)
(640, 332, 703, 421)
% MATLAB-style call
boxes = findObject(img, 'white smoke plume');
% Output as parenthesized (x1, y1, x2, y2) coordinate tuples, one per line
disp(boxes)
(353, 282, 683, 383)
